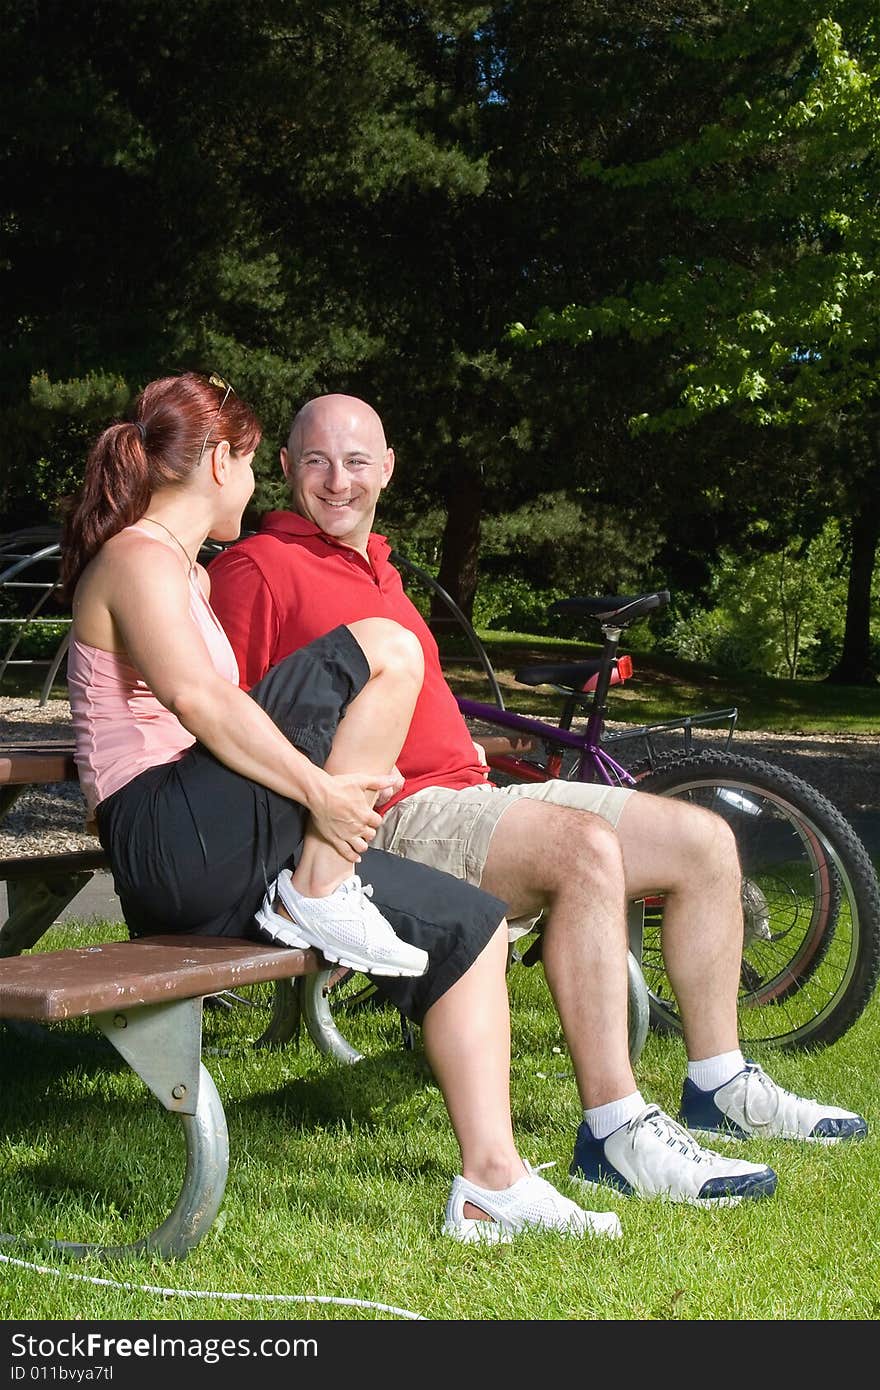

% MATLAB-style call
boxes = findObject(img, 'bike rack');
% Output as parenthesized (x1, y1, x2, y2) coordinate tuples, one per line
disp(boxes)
(0, 530, 240, 705)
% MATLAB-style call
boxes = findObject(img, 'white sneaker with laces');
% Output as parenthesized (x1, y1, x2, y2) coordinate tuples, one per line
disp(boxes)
(443, 1162, 622, 1244)
(679, 1062, 868, 1144)
(254, 868, 429, 978)
(570, 1104, 777, 1207)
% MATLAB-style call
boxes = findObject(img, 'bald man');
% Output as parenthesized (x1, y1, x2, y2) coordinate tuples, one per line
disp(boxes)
(208, 394, 865, 1211)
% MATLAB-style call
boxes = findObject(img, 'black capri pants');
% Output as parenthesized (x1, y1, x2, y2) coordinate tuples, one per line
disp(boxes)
(96, 625, 506, 1023)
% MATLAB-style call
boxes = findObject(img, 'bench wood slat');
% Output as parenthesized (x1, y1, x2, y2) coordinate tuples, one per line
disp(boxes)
(0, 743, 79, 785)
(0, 935, 321, 1020)
(2, 849, 109, 878)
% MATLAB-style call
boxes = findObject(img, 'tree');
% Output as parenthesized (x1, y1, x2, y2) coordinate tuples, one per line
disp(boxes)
(0, 1, 489, 525)
(511, 3, 880, 679)
(4, 1, 744, 621)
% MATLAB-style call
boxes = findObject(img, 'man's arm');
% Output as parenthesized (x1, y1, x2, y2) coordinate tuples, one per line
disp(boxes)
(207, 546, 279, 689)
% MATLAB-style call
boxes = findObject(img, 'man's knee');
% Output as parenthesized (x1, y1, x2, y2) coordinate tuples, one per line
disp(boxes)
(569, 811, 626, 887)
(506, 802, 625, 893)
(676, 801, 741, 883)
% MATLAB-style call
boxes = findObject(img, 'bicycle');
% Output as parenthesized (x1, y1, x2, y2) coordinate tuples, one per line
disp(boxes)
(300, 562, 880, 1063)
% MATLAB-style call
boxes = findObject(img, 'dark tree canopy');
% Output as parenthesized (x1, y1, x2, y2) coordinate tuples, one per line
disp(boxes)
(2, 1, 877, 676)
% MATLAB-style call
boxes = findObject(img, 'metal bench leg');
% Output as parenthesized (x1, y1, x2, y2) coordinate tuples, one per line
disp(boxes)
(252, 975, 301, 1047)
(1, 997, 229, 1261)
(1, 874, 95, 958)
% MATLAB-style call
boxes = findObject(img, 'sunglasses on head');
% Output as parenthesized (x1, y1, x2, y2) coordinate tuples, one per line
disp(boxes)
(197, 372, 236, 462)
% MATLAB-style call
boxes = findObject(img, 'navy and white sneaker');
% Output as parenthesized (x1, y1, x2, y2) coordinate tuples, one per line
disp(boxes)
(570, 1104, 777, 1207)
(680, 1062, 868, 1145)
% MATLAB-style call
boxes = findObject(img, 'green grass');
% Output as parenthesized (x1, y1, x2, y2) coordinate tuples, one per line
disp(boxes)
(1, 917, 879, 1321)
(441, 630, 880, 734)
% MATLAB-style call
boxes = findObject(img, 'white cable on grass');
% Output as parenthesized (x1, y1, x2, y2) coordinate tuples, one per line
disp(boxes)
(0, 1250, 426, 1320)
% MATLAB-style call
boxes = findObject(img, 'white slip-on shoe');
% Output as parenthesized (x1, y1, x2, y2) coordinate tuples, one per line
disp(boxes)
(255, 868, 429, 979)
(570, 1104, 777, 1207)
(443, 1163, 622, 1244)
(679, 1062, 868, 1144)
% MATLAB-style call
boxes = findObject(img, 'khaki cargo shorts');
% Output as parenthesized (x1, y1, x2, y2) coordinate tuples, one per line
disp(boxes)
(372, 778, 634, 939)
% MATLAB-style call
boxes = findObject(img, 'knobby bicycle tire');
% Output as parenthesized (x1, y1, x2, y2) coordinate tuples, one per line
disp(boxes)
(631, 751, 880, 1050)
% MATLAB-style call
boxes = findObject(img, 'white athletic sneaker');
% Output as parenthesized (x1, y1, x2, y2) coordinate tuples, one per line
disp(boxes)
(680, 1062, 868, 1144)
(570, 1104, 777, 1207)
(443, 1163, 623, 1244)
(254, 868, 429, 979)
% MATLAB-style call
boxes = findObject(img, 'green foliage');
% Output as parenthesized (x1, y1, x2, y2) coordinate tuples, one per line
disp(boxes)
(472, 574, 565, 632)
(505, 1, 880, 681)
(481, 493, 665, 594)
(0, 620, 69, 661)
(4, 1, 878, 680)
(510, 10, 880, 434)
(0, 0, 495, 526)
(660, 521, 853, 678)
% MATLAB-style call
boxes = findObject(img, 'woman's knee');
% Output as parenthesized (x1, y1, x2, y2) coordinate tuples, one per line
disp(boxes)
(422, 917, 510, 1023)
(347, 617, 424, 684)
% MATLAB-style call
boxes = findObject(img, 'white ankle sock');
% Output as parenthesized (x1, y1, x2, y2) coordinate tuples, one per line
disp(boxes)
(687, 1050, 746, 1093)
(584, 1091, 645, 1139)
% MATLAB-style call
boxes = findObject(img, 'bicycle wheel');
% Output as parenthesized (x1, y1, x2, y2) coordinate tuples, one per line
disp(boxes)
(300, 946, 650, 1065)
(201, 978, 302, 1053)
(631, 752, 880, 1049)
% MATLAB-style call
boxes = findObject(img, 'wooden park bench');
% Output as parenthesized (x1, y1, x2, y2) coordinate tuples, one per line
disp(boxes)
(0, 739, 323, 1260)
(1, 740, 109, 958)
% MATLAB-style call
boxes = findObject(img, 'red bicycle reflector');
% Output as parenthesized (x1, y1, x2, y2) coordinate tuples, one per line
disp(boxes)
(581, 654, 633, 692)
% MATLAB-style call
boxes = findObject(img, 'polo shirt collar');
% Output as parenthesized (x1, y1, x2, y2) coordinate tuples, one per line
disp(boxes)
(261, 510, 391, 565)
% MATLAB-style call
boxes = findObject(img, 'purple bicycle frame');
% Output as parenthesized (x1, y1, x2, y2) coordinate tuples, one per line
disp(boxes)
(391, 547, 735, 789)
(455, 694, 634, 787)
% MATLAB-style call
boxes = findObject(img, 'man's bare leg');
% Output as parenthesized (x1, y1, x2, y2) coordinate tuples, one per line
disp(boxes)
(614, 793, 742, 1060)
(475, 797, 783, 1206)
(478, 800, 637, 1108)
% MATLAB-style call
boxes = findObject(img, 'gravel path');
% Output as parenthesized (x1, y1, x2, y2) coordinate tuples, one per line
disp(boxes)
(2, 694, 879, 858)
(2, 696, 95, 855)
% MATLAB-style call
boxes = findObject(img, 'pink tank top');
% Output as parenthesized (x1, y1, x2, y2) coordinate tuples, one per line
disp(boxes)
(67, 528, 240, 812)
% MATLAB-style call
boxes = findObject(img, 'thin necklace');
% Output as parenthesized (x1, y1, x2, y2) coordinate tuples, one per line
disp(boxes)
(141, 516, 196, 572)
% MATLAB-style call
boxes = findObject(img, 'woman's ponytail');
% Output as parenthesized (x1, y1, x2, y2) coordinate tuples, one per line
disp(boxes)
(60, 422, 153, 595)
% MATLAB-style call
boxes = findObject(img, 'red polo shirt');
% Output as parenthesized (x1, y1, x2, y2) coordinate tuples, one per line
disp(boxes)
(207, 512, 485, 810)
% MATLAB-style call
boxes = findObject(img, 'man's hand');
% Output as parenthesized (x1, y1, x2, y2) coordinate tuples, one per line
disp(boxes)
(475, 734, 538, 759)
(472, 740, 490, 780)
(374, 764, 405, 808)
(308, 771, 394, 861)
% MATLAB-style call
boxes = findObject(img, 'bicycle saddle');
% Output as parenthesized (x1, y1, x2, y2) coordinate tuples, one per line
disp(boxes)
(514, 655, 632, 690)
(549, 591, 670, 625)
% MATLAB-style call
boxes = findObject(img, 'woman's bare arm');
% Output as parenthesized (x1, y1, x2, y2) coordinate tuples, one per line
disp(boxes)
(76, 535, 389, 859)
